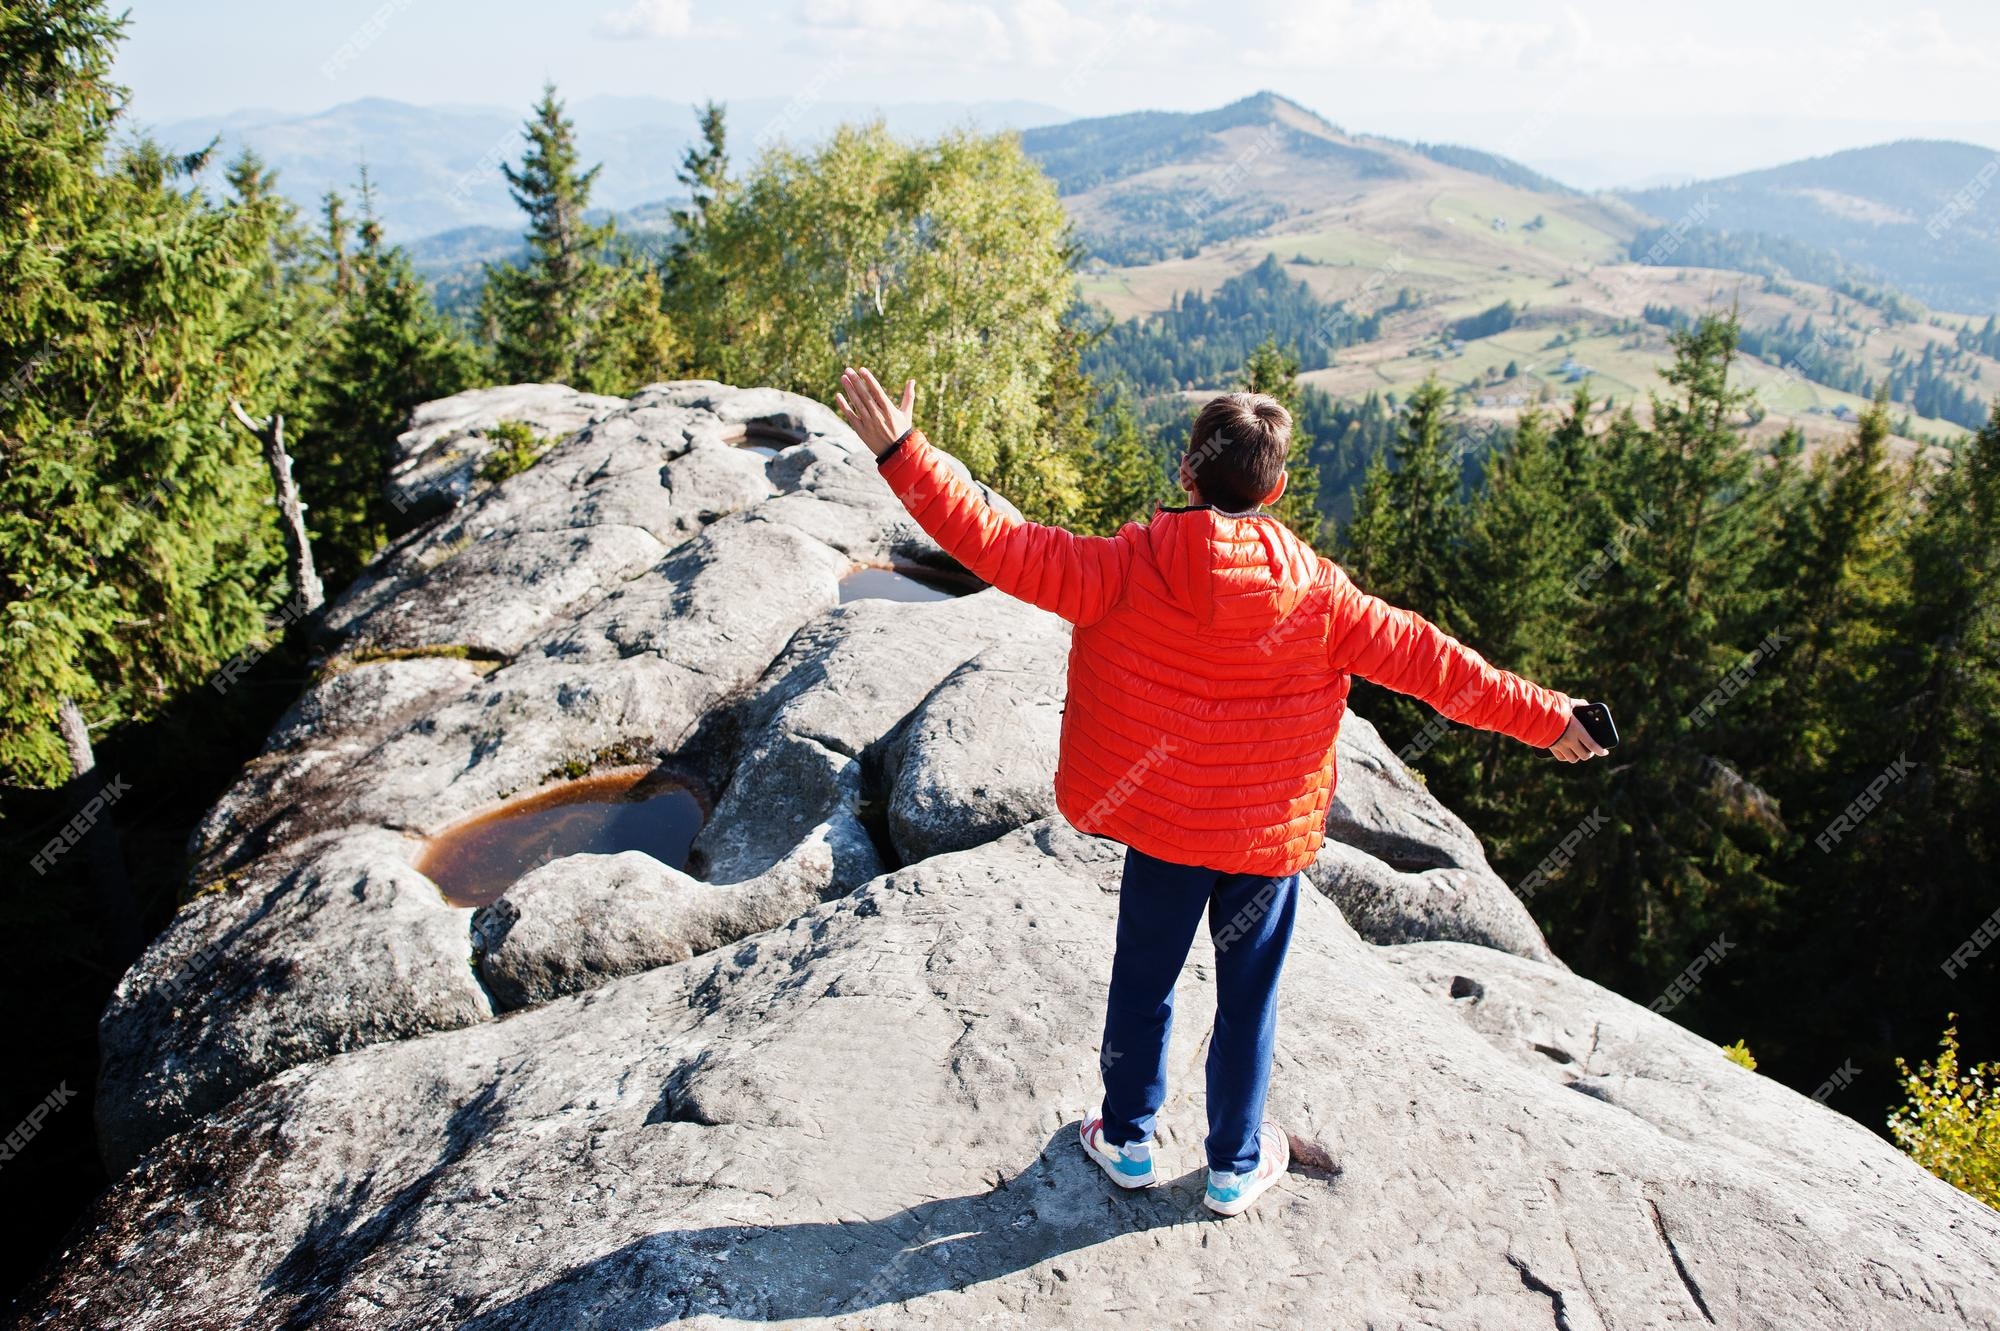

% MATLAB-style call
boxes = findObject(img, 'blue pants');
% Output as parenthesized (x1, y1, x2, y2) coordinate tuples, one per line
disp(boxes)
(1097, 844, 1301, 1175)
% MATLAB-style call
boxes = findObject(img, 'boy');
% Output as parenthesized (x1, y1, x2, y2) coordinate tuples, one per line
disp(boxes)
(836, 367, 1608, 1217)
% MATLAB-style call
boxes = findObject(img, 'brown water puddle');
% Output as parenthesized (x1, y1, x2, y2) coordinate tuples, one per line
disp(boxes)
(722, 422, 806, 460)
(417, 767, 706, 908)
(839, 564, 984, 604)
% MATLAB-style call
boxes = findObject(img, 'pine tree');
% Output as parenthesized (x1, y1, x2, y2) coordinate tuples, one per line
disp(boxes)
(1236, 337, 1326, 547)
(298, 191, 476, 584)
(479, 84, 680, 393)
(1081, 385, 1170, 534)
(1343, 375, 1467, 631)
(1446, 393, 1605, 815)
(1545, 315, 1782, 985)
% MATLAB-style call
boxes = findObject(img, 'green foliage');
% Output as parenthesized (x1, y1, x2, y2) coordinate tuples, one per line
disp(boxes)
(296, 181, 475, 584)
(1078, 386, 1172, 535)
(1722, 1039, 1758, 1071)
(1890, 1021, 2000, 1207)
(479, 83, 681, 394)
(1343, 376, 1468, 628)
(1237, 337, 1326, 549)
(477, 420, 548, 482)
(0, 3, 298, 784)
(1451, 301, 1518, 342)
(668, 119, 1083, 522)
(1082, 253, 1374, 392)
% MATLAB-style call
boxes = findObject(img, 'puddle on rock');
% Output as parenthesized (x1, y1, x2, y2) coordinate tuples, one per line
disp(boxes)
(722, 422, 807, 460)
(838, 564, 985, 604)
(417, 767, 706, 908)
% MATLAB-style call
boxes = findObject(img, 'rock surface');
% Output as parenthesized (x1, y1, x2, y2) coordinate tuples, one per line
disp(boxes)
(51, 379, 2000, 1327)
(39, 820, 2000, 1329)
(471, 836, 831, 1011)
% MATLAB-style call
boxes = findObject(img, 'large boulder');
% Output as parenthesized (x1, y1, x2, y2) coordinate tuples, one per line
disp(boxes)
(471, 832, 833, 1011)
(35, 820, 2000, 1328)
(61, 378, 1998, 1327)
(881, 636, 1067, 863)
(1315, 711, 1560, 964)
(95, 826, 491, 1175)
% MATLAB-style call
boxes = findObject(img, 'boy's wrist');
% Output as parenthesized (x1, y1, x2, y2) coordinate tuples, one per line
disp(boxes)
(875, 425, 917, 465)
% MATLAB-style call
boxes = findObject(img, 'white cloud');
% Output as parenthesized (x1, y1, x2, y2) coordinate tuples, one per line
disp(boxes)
(1244, 0, 1559, 71)
(596, 0, 695, 39)
(795, 0, 1207, 71)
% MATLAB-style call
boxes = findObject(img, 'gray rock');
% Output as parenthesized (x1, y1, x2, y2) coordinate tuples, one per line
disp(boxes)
(883, 636, 1067, 862)
(1307, 837, 1561, 966)
(40, 820, 2000, 1329)
(94, 826, 490, 1174)
(692, 591, 1063, 886)
(472, 834, 833, 1011)
(689, 730, 882, 891)
(1328, 710, 1496, 874)
(1315, 711, 1561, 964)
(385, 381, 626, 522)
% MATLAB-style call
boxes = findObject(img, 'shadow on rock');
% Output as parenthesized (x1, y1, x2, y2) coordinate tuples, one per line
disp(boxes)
(461, 1123, 1299, 1327)
(265, 1082, 506, 1329)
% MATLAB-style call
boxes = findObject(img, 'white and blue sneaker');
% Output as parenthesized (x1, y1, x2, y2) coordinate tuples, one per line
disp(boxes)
(1204, 1119, 1290, 1216)
(1080, 1115, 1160, 1189)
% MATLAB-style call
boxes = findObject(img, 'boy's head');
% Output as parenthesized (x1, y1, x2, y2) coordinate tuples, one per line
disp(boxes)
(1181, 392, 1291, 513)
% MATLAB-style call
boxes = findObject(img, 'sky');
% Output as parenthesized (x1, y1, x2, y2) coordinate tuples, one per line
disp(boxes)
(110, 0, 2000, 188)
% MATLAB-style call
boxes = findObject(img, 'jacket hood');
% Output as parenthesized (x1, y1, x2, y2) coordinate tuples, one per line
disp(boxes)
(1143, 505, 1320, 633)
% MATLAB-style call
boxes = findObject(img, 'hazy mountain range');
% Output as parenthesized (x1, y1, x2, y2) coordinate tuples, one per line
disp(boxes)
(144, 94, 1070, 241)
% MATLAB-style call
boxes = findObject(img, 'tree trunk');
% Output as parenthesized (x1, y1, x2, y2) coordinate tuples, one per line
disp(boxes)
(231, 400, 325, 617)
(56, 697, 143, 965)
(57, 695, 94, 781)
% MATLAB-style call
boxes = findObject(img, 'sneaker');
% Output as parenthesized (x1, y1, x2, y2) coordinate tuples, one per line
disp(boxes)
(1204, 1120, 1290, 1216)
(1079, 1115, 1160, 1189)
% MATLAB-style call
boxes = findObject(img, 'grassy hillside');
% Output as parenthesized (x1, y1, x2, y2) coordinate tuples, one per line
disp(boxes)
(1622, 140, 2000, 313)
(1035, 95, 1991, 463)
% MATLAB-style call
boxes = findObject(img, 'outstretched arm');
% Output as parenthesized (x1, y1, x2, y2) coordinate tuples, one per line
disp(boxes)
(1322, 559, 1607, 762)
(836, 366, 1130, 626)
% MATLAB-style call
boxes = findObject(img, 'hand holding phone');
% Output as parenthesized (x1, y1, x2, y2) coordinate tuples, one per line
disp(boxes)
(1551, 700, 1616, 762)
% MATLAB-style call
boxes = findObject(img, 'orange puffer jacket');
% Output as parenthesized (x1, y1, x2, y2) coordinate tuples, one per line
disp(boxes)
(877, 429, 1573, 877)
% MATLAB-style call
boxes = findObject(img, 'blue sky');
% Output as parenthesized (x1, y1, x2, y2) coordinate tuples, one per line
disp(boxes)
(111, 0, 2000, 187)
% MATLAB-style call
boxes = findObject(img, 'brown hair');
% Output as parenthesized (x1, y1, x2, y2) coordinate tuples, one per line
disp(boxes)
(1185, 392, 1291, 513)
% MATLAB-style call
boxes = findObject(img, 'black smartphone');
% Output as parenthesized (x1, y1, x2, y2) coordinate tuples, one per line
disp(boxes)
(1573, 701, 1619, 749)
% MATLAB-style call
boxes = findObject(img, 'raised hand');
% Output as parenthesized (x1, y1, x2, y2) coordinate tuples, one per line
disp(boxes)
(835, 366, 916, 457)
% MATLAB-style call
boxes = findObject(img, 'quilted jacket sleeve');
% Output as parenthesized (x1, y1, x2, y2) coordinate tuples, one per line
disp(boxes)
(1322, 558, 1572, 748)
(875, 428, 1132, 627)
